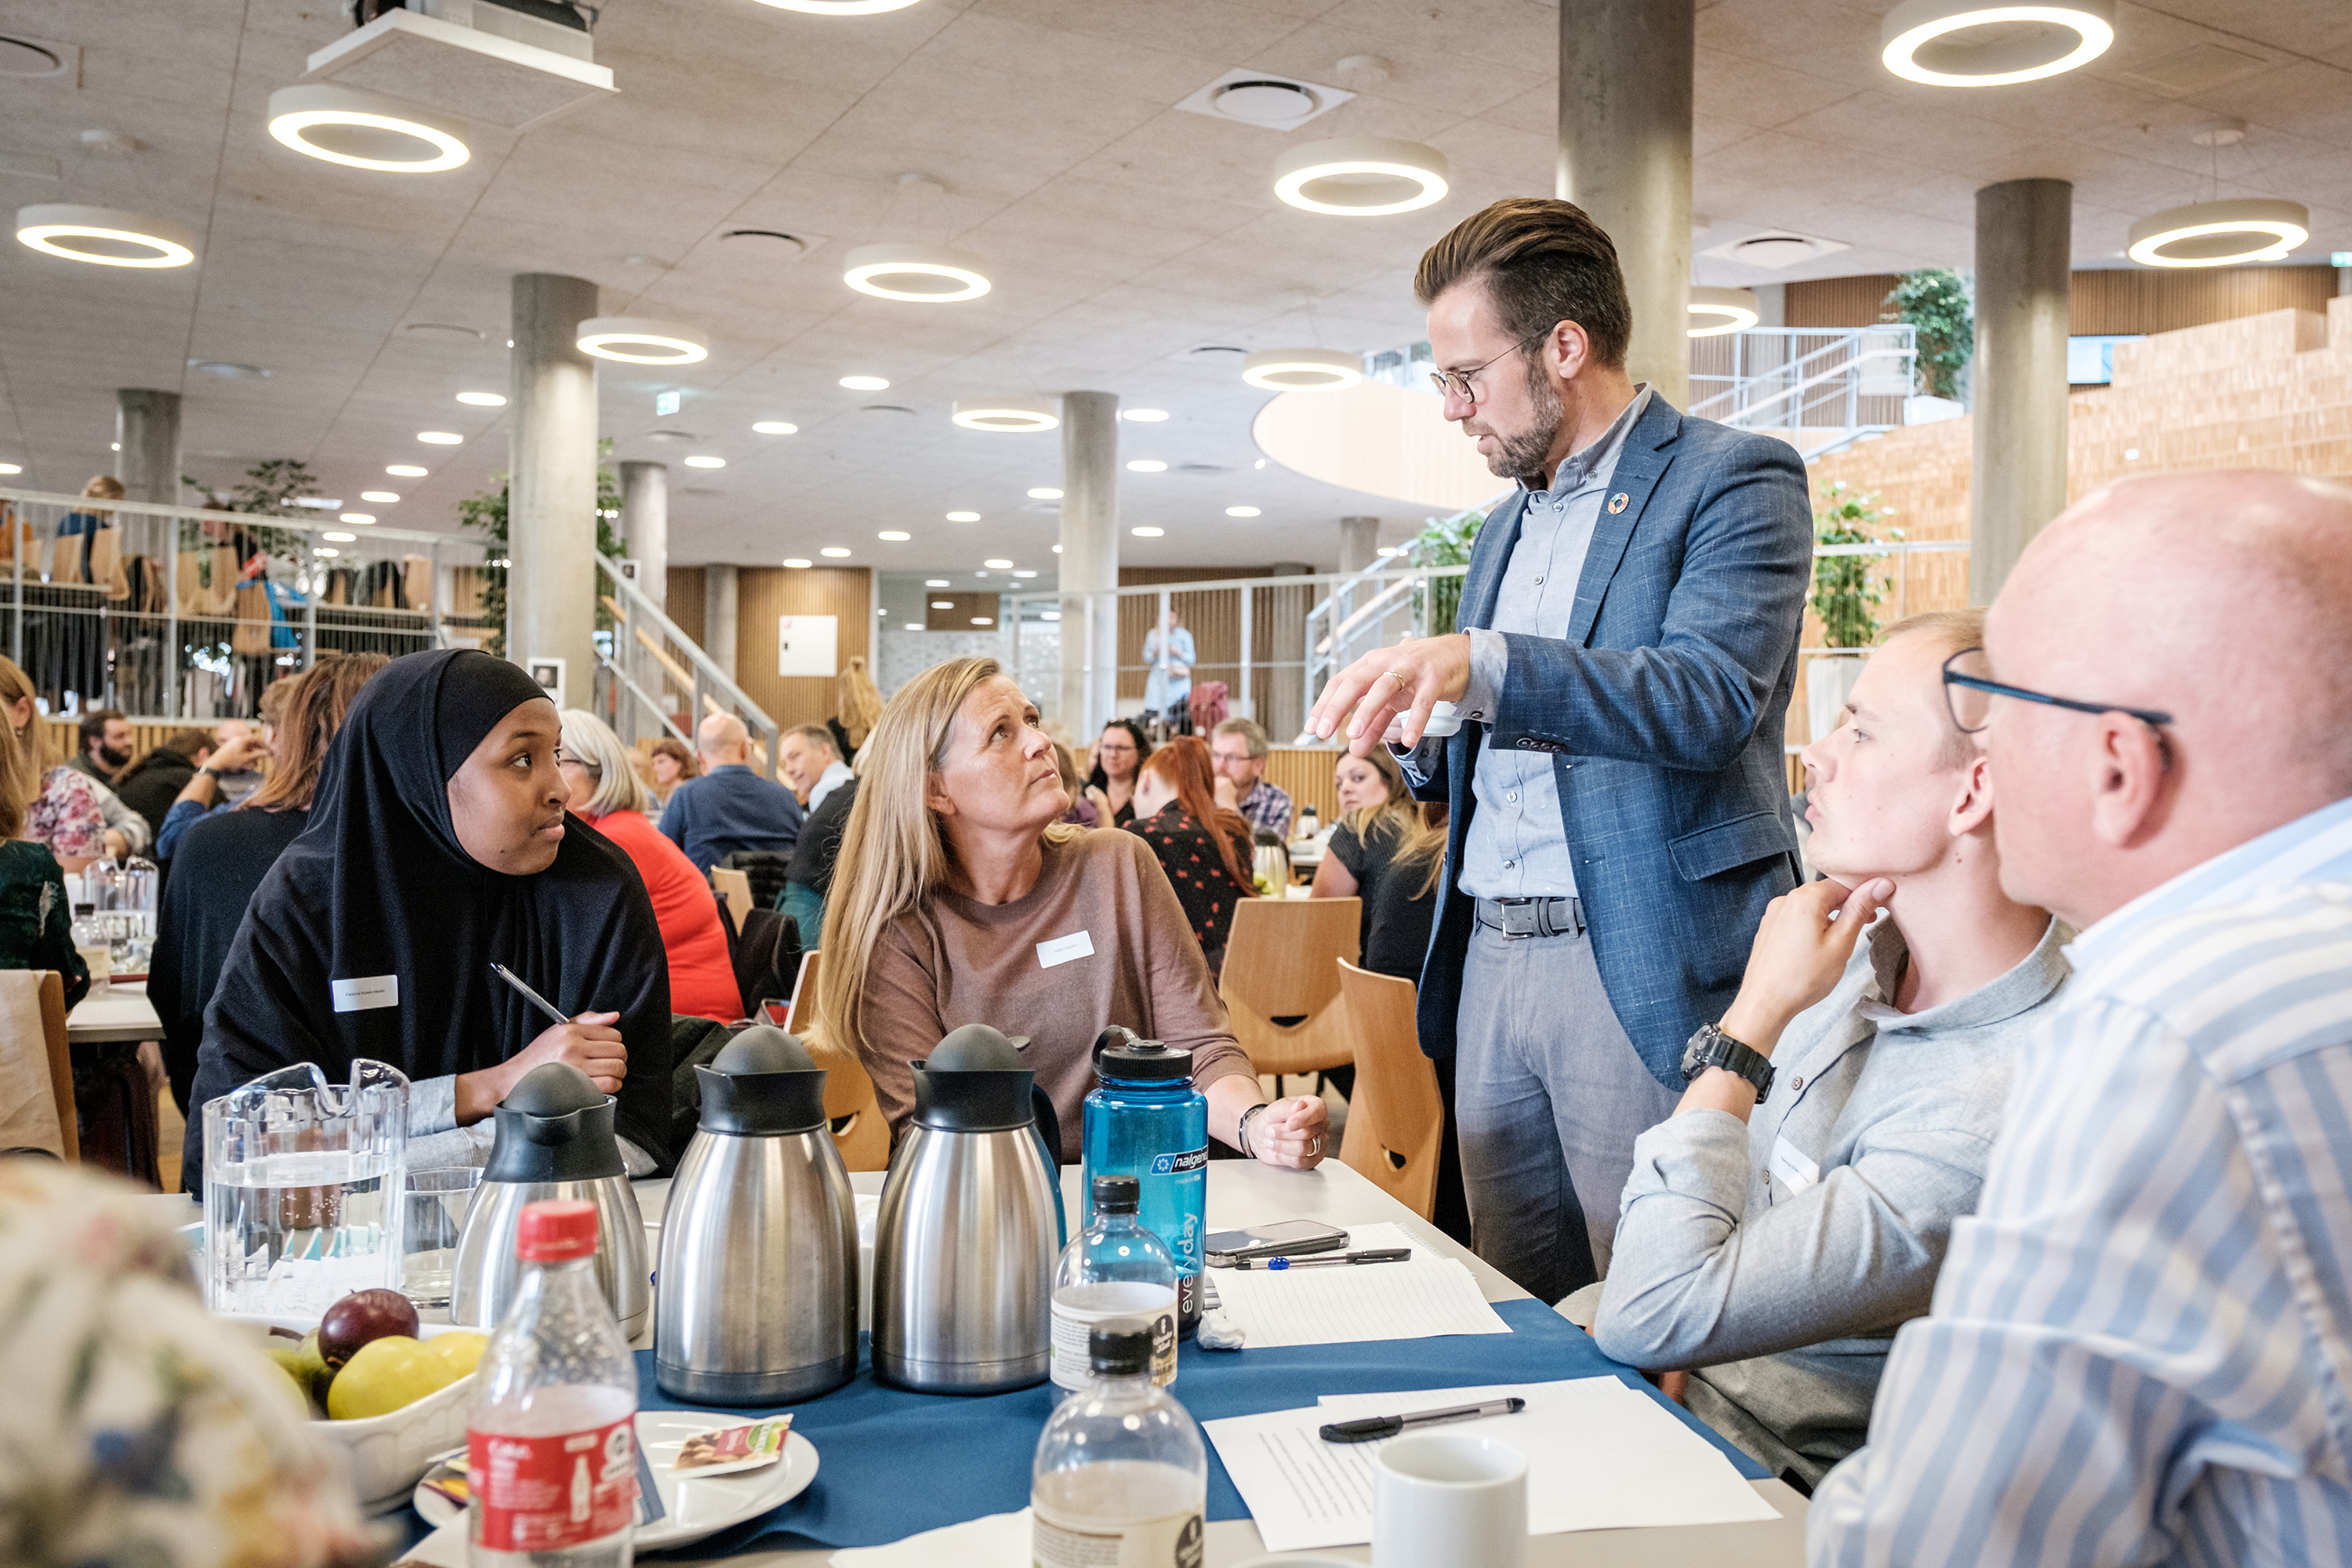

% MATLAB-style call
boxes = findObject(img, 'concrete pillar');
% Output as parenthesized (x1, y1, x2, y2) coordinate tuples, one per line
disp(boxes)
(507, 274, 601, 701)
(1338, 516, 1381, 575)
(1969, 179, 2073, 606)
(703, 564, 739, 683)
(114, 389, 180, 568)
(1059, 390, 1120, 736)
(618, 459, 668, 736)
(1557, 0, 1693, 405)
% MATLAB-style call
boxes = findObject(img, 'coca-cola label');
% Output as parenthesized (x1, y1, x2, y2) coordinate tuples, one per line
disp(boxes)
(470, 1417, 637, 1552)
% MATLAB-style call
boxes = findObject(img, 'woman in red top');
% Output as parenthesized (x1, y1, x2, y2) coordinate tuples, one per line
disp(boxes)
(557, 710, 742, 1022)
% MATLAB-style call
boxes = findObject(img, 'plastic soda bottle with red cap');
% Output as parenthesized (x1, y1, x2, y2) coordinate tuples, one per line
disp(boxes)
(468, 1200, 640, 1568)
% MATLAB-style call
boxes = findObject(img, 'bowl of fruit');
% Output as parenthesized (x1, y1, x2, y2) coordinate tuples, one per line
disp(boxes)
(225, 1287, 490, 1514)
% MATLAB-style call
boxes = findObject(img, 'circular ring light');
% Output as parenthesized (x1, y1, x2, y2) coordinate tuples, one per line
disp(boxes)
(576, 317, 709, 365)
(1273, 137, 1450, 216)
(842, 243, 992, 302)
(2127, 199, 2309, 267)
(15, 204, 195, 267)
(1688, 286, 1762, 337)
(753, 0, 920, 12)
(951, 397, 1059, 432)
(267, 85, 470, 172)
(1243, 348, 1364, 392)
(1880, 0, 2114, 87)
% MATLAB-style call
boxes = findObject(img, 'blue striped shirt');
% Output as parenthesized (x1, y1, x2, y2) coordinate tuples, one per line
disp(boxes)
(1810, 795, 2352, 1566)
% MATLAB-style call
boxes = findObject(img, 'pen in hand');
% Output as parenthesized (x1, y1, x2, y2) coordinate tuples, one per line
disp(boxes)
(491, 961, 575, 1030)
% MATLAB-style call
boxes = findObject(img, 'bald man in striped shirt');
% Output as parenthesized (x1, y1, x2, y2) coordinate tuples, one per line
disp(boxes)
(1811, 470, 2352, 1566)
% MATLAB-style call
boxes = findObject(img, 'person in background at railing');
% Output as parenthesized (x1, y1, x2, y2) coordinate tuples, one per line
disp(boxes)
(0, 656, 111, 872)
(1308, 197, 1812, 1308)
(648, 735, 697, 808)
(1209, 716, 1293, 839)
(1051, 741, 1098, 828)
(1083, 717, 1151, 828)
(1141, 606, 1194, 734)
(114, 727, 216, 844)
(60, 707, 150, 857)
(831, 653, 883, 764)
(779, 722, 855, 811)
(0, 668, 89, 1009)
(659, 712, 802, 876)
(49, 474, 122, 585)
(1126, 736, 1257, 980)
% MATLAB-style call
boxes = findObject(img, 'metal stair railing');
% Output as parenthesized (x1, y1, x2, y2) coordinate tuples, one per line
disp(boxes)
(593, 551, 780, 782)
(1689, 325, 1917, 461)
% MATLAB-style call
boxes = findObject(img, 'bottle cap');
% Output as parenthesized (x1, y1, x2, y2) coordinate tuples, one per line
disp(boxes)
(1091, 1174, 1139, 1214)
(1088, 1317, 1156, 1377)
(72, 902, 93, 916)
(515, 1198, 600, 1261)
(1092, 1026, 1192, 1082)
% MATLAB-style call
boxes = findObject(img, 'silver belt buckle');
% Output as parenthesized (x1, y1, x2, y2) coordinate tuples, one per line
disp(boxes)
(1500, 899, 1541, 938)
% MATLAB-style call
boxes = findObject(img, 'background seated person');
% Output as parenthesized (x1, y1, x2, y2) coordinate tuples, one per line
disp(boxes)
(189, 648, 673, 1180)
(154, 725, 267, 861)
(1211, 716, 1293, 837)
(815, 656, 1327, 1168)
(779, 759, 855, 948)
(1126, 736, 1257, 978)
(1083, 718, 1149, 828)
(779, 722, 855, 811)
(1312, 746, 1445, 982)
(114, 726, 216, 845)
(659, 712, 801, 875)
(648, 735, 696, 808)
(1588, 611, 2067, 1490)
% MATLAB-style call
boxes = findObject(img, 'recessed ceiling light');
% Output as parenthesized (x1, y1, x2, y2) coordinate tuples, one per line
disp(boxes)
(387, 463, 428, 477)
(931, 599, 955, 608)
(1131, 526, 1165, 537)
(840, 375, 891, 391)
(1243, 349, 1363, 391)
(1880, 0, 2115, 87)
(1041, 610, 1061, 621)
(904, 622, 924, 630)
(984, 557, 1013, 568)
(925, 579, 951, 587)
(1053, 544, 1064, 554)
(1688, 286, 1762, 337)
(684, 455, 727, 468)
(418, 431, 463, 445)
(1027, 487, 1063, 500)
(783, 557, 812, 568)
(1254, 459, 1267, 469)
(946, 510, 981, 522)
(1011, 569, 1037, 578)
(1377, 545, 1406, 557)
(753, 421, 799, 435)
(2127, 198, 2309, 267)
(456, 390, 506, 406)
(340, 513, 376, 524)
(14, 203, 195, 267)
(266, 85, 469, 172)
(971, 616, 994, 626)
(0, 463, 20, 475)
(755, 0, 921, 11)
(1273, 136, 1450, 216)
(951, 397, 1058, 432)
(1225, 506, 1261, 517)
(879, 529, 910, 540)
(1127, 459, 1167, 473)
(314, 546, 341, 557)
(1121, 408, 1169, 423)
(576, 318, 709, 365)
(360, 490, 400, 503)
(323, 531, 358, 542)
(842, 243, 991, 302)
(821, 546, 853, 557)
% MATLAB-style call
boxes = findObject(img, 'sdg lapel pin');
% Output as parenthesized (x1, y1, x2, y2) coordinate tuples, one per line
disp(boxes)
(1607, 492, 1630, 514)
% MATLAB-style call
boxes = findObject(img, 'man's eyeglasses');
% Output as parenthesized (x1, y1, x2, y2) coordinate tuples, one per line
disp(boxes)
(1941, 647, 2174, 735)
(1428, 327, 1552, 403)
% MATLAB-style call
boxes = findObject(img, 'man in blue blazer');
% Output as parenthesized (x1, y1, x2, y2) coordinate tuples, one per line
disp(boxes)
(1311, 198, 1811, 1304)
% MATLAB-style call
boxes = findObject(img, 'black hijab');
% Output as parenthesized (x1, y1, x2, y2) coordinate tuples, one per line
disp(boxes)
(190, 649, 672, 1171)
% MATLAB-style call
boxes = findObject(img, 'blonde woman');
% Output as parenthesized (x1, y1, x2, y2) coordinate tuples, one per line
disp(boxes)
(815, 656, 1327, 1167)
(0, 656, 111, 870)
(1312, 746, 1447, 982)
(830, 654, 883, 762)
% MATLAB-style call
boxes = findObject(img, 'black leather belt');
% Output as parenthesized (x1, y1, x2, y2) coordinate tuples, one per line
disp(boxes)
(1475, 896, 1584, 939)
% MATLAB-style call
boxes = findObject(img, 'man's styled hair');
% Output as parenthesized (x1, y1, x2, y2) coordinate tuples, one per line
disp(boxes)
(1414, 198, 1632, 369)
(1212, 716, 1269, 759)
(784, 722, 838, 757)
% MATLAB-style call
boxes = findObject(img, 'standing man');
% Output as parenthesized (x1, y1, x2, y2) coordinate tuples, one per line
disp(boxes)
(659, 713, 801, 876)
(1310, 197, 1811, 1304)
(1211, 717, 1293, 838)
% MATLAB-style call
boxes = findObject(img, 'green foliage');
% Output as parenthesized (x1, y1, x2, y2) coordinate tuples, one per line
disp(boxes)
(179, 458, 316, 564)
(1407, 509, 1484, 638)
(1811, 481, 1904, 650)
(1881, 269, 1973, 402)
(456, 442, 626, 660)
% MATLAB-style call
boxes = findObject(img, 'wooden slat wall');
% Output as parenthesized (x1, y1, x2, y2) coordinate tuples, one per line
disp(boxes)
(730, 566, 871, 733)
(666, 567, 707, 648)
(40, 717, 220, 771)
(1261, 745, 1344, 829)
(1786, 274, 1903, 329)
(1786, 266, 2339, 335)
(1114, 566, 1280, 704)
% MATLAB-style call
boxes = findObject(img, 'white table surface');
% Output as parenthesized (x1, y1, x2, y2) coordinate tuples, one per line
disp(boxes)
(152, 1159, 1806, 1566)
(67, 979, 161, 1044)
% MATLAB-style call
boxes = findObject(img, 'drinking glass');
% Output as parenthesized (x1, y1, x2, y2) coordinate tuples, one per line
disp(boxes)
(401, 1167, 482, 1308)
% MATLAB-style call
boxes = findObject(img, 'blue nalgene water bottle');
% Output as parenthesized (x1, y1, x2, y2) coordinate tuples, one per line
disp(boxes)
(1082, 1028, 1207, 1335)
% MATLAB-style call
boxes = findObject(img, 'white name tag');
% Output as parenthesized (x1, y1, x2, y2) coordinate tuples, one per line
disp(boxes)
(1768, 1135, 1820, 1197)
(1036, 931, 1094, 970)
(331, 975, 400, 1013)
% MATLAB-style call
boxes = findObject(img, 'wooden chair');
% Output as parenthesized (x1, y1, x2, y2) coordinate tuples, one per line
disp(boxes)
(1334, 960, 1441, 1218)
(711, 866, 753, 933)
(0, 972, 78, 1162)
(794, 975, 890, 1171)
(1217, 897, 1360, 1079)
(783, 949, 820, 1035)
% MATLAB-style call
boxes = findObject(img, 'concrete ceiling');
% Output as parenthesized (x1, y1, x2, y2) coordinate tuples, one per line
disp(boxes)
(0, 0, 2347, 575)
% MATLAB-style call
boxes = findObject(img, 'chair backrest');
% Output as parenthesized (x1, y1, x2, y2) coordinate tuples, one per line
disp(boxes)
(783, 949, 820, 1035)
(711, 866, 753, 932)
(1217, 897, 1361, 1076)
(0, 971, 77, 1161)
(1334, 958, 1441, 1218)
(799, 1009, 890, 1171)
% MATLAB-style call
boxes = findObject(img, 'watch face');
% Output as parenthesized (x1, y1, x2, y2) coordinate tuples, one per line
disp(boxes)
(1679, 1025, 1718, 1081)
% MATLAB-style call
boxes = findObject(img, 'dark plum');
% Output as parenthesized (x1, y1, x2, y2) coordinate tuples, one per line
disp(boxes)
(318, 1287, 420, 1370)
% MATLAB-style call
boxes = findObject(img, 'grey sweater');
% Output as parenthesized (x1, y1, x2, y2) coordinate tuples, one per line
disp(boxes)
(1592, 915, 2071, 1485)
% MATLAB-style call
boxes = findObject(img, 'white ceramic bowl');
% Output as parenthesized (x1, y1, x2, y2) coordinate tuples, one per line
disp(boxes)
(219, 1312, 481, 1515)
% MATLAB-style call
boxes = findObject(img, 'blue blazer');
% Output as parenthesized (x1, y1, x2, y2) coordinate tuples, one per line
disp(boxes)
(1413, 396, 1812, 1087)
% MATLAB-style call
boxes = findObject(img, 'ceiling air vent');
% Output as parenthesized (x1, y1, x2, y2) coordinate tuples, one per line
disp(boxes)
(405, 321, 485, 339)
(0, 34, 76, 79)
(188, 360, 270, 379)
(1175, 69, 1353, 132)
(644, 429, 699, 443)
(722, 229, 811, 259)
(861, 405, 917, 416)
(2121, 42, 2272, 95)
(1700, 230, 1853, 271)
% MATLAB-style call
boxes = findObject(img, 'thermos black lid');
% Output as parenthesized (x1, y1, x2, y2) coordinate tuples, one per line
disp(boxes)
(911, 1024, 1038, 1132)
(1093, 1025, 1192, 1082)
(485, 1062, 623, 1183)
(697, 1025, 829, 1136)
(1089, 1317, 1156, 1377)
(1091, 1174, 1140, 1214)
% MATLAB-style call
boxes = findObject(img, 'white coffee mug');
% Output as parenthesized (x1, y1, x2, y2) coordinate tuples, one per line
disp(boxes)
(1371, 1432, 1527, 1568)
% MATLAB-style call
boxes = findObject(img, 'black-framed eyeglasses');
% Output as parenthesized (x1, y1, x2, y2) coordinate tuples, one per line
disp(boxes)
(1941, 647, 2174, 735)
(1428, 327, 1552, 403)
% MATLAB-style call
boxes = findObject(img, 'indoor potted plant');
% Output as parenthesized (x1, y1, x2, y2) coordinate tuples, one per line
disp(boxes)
(1806, 481, 1901, 745)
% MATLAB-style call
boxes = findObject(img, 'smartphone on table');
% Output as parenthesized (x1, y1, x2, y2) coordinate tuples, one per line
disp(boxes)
(1203, 1219, 1348, 1266)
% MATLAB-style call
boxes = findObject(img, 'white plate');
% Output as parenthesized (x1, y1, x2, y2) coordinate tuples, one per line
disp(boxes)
(415, 1410, 819, 1553)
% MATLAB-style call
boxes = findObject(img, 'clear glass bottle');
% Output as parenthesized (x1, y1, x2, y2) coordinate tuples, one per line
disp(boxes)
(69, 902, 111, 998)
(469, 1200, 639, 1568)
(1051, 1174, 1179, 1399)
(1032, 1318, 1207, 1568)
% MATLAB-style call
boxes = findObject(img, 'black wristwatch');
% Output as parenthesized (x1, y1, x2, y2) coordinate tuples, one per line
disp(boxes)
(1680, 1022, 1774, 1103)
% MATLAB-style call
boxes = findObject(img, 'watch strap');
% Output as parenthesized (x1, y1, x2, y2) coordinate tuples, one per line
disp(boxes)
(1685, 1023, 1774, 1103)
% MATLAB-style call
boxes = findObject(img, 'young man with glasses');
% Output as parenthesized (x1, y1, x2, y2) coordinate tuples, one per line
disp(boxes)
(1308, 197, 1813, 1303)
(1810, 470, 2352, 1566)
(1210, 717, 1291, 838)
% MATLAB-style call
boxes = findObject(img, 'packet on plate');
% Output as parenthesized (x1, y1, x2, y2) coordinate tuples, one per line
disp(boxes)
(673, 1416, 794, 1477)
(419, 1458, 470, 1509)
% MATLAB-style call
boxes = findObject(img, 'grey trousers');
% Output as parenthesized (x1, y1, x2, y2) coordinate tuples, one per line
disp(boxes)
(1454, 920, 1681, 1305)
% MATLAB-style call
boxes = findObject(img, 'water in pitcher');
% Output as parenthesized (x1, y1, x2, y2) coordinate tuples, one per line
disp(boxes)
(205, 1147, 401, 1318)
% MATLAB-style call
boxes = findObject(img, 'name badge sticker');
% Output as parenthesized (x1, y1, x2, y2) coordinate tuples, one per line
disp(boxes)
(1767, 1135, 1820, 1197)
(1036, 931, 1094, 969)
(331, 975, 401, 1013)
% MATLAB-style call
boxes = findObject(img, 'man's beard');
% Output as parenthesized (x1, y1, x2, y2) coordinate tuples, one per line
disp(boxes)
(1471, 358, 1564, 484)
(97, 743, 129, 769)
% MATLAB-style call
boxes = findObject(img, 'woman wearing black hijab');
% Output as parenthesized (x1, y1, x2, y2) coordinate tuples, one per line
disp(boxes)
(187, 648, 673, 1178)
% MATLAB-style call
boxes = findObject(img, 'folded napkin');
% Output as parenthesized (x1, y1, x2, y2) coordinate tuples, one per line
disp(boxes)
(829, 1508, 1031, 1566)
